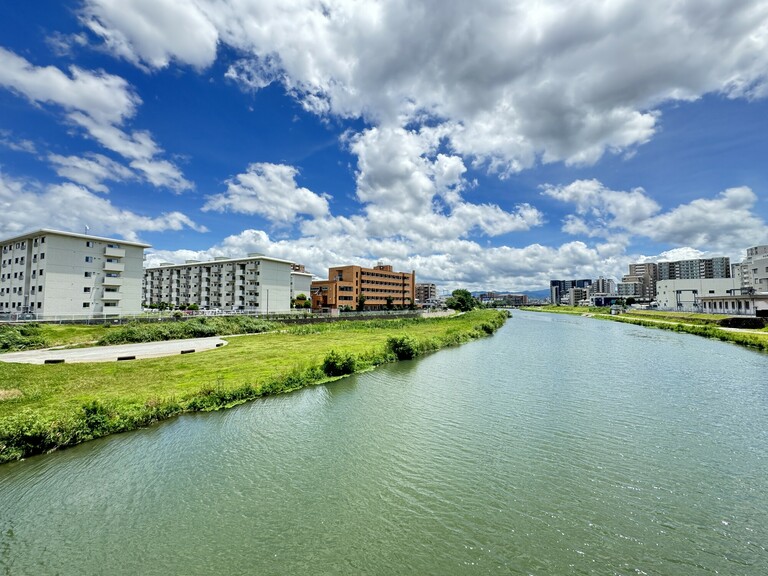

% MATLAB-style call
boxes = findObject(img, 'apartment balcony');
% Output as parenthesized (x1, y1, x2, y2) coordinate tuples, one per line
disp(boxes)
(104, 261, 125, 272)
(103, 276, 123, 287)
(104, 247, 126, 258)
(102, 292, 122, 301)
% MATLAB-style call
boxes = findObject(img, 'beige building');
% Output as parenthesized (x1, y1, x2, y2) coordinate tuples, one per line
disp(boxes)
(312, 263, 415, 311)
(0, 229, 148, 318)
(143, 254, 312, 313)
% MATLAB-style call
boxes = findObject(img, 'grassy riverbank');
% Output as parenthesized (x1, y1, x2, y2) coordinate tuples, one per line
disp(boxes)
(0, 309, 507, 463)
(522, 306, 768, 352)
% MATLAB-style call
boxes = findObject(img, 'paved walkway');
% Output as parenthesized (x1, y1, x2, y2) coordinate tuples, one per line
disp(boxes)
(0, 337, 228, 365)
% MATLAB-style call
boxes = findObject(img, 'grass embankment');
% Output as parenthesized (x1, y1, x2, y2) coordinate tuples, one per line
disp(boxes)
(522, 306, 768, 353)
(0, 309, 508, 463)
(0, 316, 281, 352)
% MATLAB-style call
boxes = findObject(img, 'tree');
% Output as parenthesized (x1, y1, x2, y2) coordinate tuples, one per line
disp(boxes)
(356, 293, 367, 312)
(626, 297, 636, 306)
(445, 289, 477, 312)
(385, 296, 394, 310)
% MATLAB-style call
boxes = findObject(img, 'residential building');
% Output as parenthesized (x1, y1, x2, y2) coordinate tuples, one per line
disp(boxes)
(589, 276, 616, 296)
(657, 257, 730, 280)
(311, 263, 415, 311)
(0, 229, 148, 317)
(734, 245, 768, 294)
(619, 263, 658, 300)
(143, 254, 311, 312)
(415, 283, 437, 305)
(549, 279, 591, 305)
(616, 280, 643, 298)
(568, 287, 589, 306)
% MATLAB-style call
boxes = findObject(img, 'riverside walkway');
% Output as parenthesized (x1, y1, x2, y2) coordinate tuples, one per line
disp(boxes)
(0, 336, 228, 365)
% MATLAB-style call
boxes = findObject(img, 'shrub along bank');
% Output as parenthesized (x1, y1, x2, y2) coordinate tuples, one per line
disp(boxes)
(0, 309, 508, 463)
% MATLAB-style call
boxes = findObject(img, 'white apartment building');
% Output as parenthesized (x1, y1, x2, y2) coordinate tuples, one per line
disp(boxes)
(734, 245, 768, 294)
(0, 229, 148, 318)
(143, 254, 312, 313)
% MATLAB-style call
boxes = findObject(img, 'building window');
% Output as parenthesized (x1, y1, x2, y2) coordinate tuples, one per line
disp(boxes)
(84, 271, 93, 278)
(85, 256, 94, 263)
(40, 253, 45, 259)
(37, 302, 42, 309)
(84, 287, 91, 293)
(82, 302, 90, 308)
(86, 241, 94, 248)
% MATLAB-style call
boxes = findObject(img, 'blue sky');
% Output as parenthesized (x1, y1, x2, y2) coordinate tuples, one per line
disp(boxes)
(2, 1, 768, 292)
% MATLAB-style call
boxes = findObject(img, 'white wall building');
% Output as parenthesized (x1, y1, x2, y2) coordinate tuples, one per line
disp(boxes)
(0, 229, 149, 318)
(734, 245, 768, 294)
(655, 278, 741, 312)
(143, 254, 312, 313)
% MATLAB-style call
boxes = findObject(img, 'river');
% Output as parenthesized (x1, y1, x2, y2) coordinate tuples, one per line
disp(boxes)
(1, 311, 767, 575)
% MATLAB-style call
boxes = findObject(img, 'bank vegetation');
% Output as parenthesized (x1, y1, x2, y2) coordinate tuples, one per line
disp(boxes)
(0, 309, 507, 464)
(523, 305, 768, 353)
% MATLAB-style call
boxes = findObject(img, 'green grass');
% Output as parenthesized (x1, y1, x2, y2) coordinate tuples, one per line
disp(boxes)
(0, 323, 110, 352)
(523, 305, 768, 352)
(0, 310, 508, 463)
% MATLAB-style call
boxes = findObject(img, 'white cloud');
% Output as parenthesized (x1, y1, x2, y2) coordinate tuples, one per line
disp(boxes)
(203, 163, 330, 224)
(0, 130, 36, 154)
(48, 153, 134, 192)
(0, 172, 206, 242)
(544, 180, 768, 255)
(146, 226, 629, 293)
(224, 56, 282, 91)
(0, 47, 191, 192)
(643, 186, 767, 252)
(81, 0, 219, 70)
(80, 1, 768, 172)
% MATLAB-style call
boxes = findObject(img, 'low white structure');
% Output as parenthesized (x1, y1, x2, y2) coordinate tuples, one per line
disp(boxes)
(699, 292, 768, 316)
(1, 229, 149, 318)
(143, 255, 312, 313)
(655, 278, 741, 312)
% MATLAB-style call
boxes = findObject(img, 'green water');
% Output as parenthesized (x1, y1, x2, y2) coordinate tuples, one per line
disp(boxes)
(1, 311, 766, 575)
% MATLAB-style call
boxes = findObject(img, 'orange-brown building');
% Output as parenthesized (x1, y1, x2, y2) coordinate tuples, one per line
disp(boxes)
(311, 263, 415, 312)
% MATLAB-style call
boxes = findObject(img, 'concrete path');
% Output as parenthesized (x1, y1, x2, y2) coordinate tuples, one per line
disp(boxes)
(0, 337, 228, 365)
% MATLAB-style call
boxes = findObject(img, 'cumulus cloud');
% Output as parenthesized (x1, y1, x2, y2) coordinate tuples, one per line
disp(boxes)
(545, 180, 768, 255)
(346, 125, 544, 241)
(0, 47, 191, 192)
(48, 153, 134, 192)
(80, 0, 768, 172)
(203, 163, 331, 224)
(0, 172, 206, 242)
(81, 0, 219, 70)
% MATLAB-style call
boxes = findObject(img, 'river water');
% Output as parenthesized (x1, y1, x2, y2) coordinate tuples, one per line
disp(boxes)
(1, 311, 767, 575)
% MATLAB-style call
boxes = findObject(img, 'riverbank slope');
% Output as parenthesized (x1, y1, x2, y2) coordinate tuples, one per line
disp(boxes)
(0, 309, 507, 463)
(521, 306, 768, 352)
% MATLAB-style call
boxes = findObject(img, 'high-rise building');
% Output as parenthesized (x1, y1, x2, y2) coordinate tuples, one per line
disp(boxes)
(415, 283, 437, 305)
(0, 229, 148, 318)
(657, 257, 730, 280)
(590, 276, 616, 295)
(549, 279, 591, 305)
(734, 245, 768, 294)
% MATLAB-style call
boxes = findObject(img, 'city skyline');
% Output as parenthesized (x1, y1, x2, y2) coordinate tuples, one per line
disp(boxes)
(2, 1, 768, 292)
